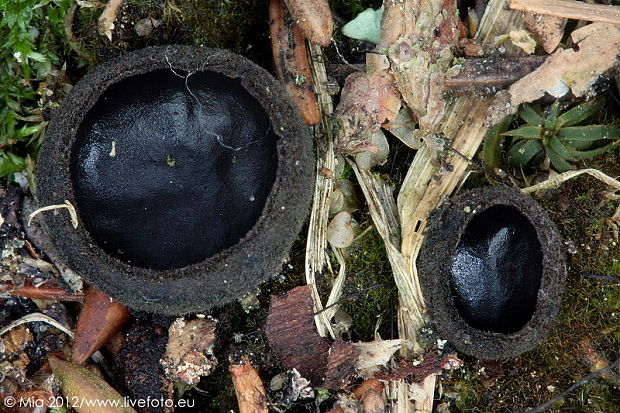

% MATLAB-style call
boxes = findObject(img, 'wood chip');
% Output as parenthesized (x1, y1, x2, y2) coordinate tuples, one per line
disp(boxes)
(487, 23, 620, 125)
(522, 13, 567, 53)
(510, 0, 620, 26)
(264, 285, 330, 384)
(230, 356, 269, 413)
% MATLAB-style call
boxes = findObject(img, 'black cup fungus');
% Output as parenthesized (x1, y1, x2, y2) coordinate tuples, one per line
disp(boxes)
(418, 187, 566, 359)
(35, 46, 315, 315)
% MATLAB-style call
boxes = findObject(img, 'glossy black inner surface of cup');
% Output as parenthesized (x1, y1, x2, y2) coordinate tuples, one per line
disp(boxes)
(449, 205, 543, 333)
(71, 69, 278, 270)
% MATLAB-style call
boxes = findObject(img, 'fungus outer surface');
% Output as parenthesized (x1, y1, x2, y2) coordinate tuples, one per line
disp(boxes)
(71, 69, 278, 270)
(418, 187, 566, 359)
(450, 205, 543, 334)
(35, 46, 315, 315)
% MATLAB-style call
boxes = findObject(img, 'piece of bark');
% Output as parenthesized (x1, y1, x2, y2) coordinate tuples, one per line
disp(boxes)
(117, 314, 172, 413)
(282, 0, 333, 46)
(324, 339, 361, 390)
(269, 0, 320, 125)
(374, 352, 463, 382)
(1, 281, 84, 302)
(334, 54, 401, 154)
(354, 379, 385, 413)
(487, 23, 620, 126)
(264, 285, 330, 384)
(160, 317, 217, 385)
(71, 285, 130, 365)
(381, 0, 461, 131)
(229, 356, 269, 413)
(49, 356, 138, 413)
(577, 337, 620, 386)
(522, 13, 567, 53)
(510, 0, 620, 26)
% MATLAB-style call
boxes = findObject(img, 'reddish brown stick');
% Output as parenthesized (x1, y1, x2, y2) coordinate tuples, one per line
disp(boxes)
(269, 0, 321, 126)
(1, 281, 83, 302)
(283, 0, 333, 46)
(230, 356, 269, 413)
(71, 285, 130, 365)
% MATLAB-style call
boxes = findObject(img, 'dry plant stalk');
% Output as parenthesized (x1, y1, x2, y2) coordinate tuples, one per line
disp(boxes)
(282, 0, 333, 46)
(510, 0, 620, 25)
(229, 356, 269, 413)
(522, 168, 620, 194)
(98, 0, 124, 41)
(348, 1, 527, 412)
(269, 0, 321, 125)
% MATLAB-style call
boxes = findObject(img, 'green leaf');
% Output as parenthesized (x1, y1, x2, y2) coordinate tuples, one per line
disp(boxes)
(548, 136, 577, 161)
(507, 139, 543, 167)
(546, 145, 574, 172)
(0, 152, 26, 176)
(544, 101, 560, 131)
(557, 125, 620, 141)
(482, 114, 513, 173)
(502, 125, 543, 139)
(568, 142, 619, 160)
(556, 99, 603, 128)
(518, 104, 543, 126)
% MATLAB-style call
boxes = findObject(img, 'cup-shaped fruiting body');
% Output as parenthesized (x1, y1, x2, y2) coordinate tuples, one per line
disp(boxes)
(35, 46, 315, 315)
(418, 187, 566, 359)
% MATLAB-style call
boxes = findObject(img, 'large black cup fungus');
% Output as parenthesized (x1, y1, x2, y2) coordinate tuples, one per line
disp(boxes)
(35, 46, 315, 315)
(418, 187, 566, 359)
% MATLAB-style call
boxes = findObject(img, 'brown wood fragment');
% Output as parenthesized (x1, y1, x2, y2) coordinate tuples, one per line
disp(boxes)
(269, 0, 320, 126)
(324, 339, 360, 390)
(354, 379, 386, 413)
(1, 281, 84, 302)
(334, 54, 401, 154)
(374, 352, 462, 382)
(510, 0, 620, 26)
(282, 0, 333, 46)
(522, 13, 567, 53)
(264, 285, 330, 384)
(71, 285, 130, 365)
(230, 356, 269, 413)
(577, 337, 620, 385)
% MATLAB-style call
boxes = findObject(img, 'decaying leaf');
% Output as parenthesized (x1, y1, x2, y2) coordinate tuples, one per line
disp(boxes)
(49, 356, 138, 413)
(72, 286, 130, 365)
(160, 316, 217, 385)
(487, 23, 620, 125)
(282, 0, 333, 46)
(522, 12, 567, 53)
(335, 54, 401, 154)
(508, 29, 537, 54)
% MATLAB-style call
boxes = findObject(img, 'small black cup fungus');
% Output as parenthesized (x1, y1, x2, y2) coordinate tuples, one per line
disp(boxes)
(418, 187, 566, 359)
(35, 46, 315, 315)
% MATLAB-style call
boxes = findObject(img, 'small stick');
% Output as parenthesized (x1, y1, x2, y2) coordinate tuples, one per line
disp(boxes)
(445, 56, 548, 90)
(229, 356, 269, 413)
(525, 356, 620, 413)
(1, 281, 83, 302)
(510, 0, 620, 26)
(98, 0, 124, 41)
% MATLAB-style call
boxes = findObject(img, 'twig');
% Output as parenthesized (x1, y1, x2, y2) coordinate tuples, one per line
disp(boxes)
(63, 3, 97, 66)
(525, 356, 620, 413)
(572, 268, 620, 284)
(98, 0, 124, 41)
(229, 356, 269, 413)
(0, 312, 74, 338)
(0, 281, 84, 302)
(522, 168, 620, 194)
(510, 0, 620, 25)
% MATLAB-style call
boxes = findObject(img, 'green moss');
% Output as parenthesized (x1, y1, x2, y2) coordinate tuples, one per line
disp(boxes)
(335, 224, 397, 341)
(74, 0, 271, 66)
